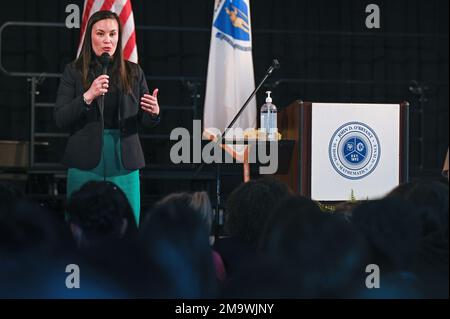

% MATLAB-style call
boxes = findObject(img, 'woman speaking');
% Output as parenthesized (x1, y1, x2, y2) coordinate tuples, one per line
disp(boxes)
(55, 10, 160, 224)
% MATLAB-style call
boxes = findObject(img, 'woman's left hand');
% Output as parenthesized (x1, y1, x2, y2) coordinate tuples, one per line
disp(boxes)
(140, 88, 160, 118)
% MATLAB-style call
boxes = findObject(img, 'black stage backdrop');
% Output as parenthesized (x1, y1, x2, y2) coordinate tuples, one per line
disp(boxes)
(0, 0, 448, 196)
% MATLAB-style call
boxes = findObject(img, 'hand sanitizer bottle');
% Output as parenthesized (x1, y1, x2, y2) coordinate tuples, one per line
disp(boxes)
(260, 91, 277, 140)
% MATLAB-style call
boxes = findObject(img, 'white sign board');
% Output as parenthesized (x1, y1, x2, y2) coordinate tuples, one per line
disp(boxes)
(311, 103, 400, 201)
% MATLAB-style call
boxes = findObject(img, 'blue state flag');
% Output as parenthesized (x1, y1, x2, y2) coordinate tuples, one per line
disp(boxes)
(204, 0, 257, 146)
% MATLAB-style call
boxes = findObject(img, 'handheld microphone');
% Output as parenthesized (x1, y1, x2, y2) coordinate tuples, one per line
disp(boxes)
(98, 52, 110, 116)
(100, 52, 111, 75)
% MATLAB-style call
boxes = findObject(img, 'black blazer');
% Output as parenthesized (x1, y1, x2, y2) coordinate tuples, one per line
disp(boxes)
(55, 61, 159, 170)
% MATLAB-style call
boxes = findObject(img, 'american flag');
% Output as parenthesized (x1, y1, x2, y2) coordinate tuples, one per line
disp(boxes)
(77, 0, 138, 63)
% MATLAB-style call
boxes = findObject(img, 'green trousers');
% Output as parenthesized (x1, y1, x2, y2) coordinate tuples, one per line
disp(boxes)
(66, 129, 140, 224)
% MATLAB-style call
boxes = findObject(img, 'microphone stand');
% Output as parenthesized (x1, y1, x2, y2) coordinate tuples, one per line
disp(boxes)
(211, 59, 280, 237)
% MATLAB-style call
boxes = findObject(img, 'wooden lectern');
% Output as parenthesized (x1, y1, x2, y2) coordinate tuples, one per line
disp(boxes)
(276, 100, 409, 200)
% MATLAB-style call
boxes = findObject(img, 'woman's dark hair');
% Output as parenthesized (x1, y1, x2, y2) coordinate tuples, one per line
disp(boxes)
(75, 10, 133, 93)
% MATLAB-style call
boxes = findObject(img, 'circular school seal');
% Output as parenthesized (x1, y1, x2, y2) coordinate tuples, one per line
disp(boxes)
(328, 122, 381, 180)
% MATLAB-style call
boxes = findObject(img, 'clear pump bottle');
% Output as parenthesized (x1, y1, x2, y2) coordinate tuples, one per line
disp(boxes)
(260, 91, 277, 140)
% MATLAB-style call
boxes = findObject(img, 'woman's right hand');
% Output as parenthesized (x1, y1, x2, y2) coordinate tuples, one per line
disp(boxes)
(83, 74, 109, 104)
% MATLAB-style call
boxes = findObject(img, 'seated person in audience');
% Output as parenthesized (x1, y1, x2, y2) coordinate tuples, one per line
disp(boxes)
(140, 194, 217, 298)
(257, 195, 369, 298)
(189, 191, 226, 282)
(215, 179, 287, 278)
(66, 181, 137, 249)
(386, 180, 449, 298)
